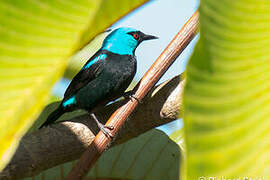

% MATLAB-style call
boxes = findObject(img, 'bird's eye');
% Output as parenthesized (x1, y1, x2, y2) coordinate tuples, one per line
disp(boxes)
(133, 33, 139, 40)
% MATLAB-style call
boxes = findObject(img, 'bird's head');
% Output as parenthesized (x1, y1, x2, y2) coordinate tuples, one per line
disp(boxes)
(101, 27, 158, 55)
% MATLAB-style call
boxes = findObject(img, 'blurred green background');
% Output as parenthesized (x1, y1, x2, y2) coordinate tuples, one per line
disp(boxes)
(2, 0, 269, 179)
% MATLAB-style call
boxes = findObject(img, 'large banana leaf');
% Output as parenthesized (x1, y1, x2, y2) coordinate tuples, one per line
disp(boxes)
(0, 0, 149, 171)
(184, 0, 270, 179)
(24, 129, 181, 180)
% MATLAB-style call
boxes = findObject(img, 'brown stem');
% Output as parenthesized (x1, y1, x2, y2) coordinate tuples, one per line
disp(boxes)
(66, 10, 199, 180)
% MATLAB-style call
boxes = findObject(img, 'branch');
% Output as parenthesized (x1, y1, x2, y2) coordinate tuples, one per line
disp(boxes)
(0, 75, 184, 180)
(67, 10, 199, 180)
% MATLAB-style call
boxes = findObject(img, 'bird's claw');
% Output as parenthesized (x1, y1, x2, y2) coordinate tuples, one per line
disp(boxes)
(129, 94, 142, 103)
(104, 125, 114, 130)
(90, 113, 114, 138)
(124, 91, 142, 103)
(99, 124, 114, 138)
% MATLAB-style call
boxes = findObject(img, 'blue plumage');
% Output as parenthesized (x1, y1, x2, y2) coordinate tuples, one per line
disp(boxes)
(82, 54, 107, 70)
(62, 95, 76, 107)
(40, 27, 158, 136)
(101, 28, 139, 55)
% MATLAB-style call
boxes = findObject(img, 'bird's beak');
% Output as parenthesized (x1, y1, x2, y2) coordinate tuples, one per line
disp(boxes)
(142, 33, 158, 41)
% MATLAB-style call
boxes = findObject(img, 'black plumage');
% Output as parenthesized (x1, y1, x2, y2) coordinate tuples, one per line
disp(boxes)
(40, 27, 157, 136)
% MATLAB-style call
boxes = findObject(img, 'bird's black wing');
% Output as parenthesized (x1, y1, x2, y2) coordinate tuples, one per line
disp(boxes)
(64, 50, 107, 98)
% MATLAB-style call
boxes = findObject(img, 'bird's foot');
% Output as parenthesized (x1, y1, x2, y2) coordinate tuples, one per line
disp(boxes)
(97, 123, 114, 138)
(90, 113, 114, 138)
(123, 91, 142, 103)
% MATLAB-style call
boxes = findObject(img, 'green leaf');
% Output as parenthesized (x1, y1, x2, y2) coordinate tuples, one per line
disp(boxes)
(0, 0, 149, 171)
(0, 0, 101, 170)
(170, 128, 185, 152)
(24, 130, 181, 180)
(184, 0, 270, 179)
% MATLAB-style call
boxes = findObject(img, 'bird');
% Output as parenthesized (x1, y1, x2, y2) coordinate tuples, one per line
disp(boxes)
(39, 27, 158, 136)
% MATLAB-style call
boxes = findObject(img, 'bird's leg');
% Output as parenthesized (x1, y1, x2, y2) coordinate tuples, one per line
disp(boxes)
(90, 113, 114, 138)
(123, 90, 142, 103)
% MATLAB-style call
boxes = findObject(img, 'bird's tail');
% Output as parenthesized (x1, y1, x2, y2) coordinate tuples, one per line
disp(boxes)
(39, 106, 64, 129)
